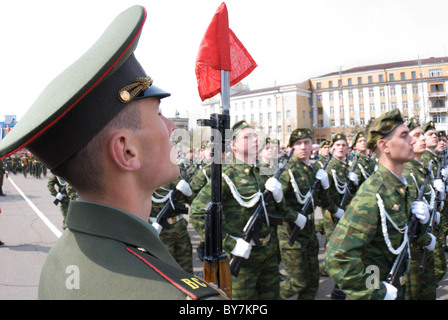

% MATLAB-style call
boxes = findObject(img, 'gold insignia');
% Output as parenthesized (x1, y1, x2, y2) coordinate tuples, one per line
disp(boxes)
(392, 204, 400, 211)
(413, 118, 417, 124)
(119, 90, 131, 102)
(244, 168, 250, 174)
(298, 131, 302, 136)
(399, 188, 405, 194)
(242, 121, 247, 126)
(303, 166, 308, 171)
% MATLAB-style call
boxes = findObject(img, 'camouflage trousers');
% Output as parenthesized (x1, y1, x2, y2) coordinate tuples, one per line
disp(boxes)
(433, 223, 447, 284)
(405, 247, 436, 300)
(277, 223, 320, 300)
(159, 217, 193, 274)
(59, 199, 70, 230)
(224, 235, 280, 300)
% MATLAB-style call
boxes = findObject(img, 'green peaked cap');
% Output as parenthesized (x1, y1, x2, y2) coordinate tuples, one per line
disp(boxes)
(0, 6, 170, 169)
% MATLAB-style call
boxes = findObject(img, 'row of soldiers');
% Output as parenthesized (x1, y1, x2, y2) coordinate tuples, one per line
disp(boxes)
(149, 110, 447, 300)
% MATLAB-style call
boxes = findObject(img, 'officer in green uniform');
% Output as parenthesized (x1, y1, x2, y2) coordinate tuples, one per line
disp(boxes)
(349, 131, 376, 187)
(0, 6, 224, 300)
(191, 120, 284, 300)
(277, 128, 330, 300)
(402, 117, 437, 299)
(47, 175, 78, 230)
(421, 122, 447, 285)
(0, 158, 6, 196)
(325, 109, 431, 300)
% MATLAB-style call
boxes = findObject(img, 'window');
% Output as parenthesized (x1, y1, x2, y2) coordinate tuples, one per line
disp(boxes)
(359, 91, 364, 98)
(349, 91, 353, 99)
(368, 76, 373, 84)
(340, 105, 344, 113)
(403, 102, 408, 109)
(259, 113, 263, 123)
(370, 104, 375, 111)
(250, 101, 254, 109)
(329, 81, 333, 88)
(277, 111, 281, 120)
(379, 75, 384, 82)
(391, 87, 396, 95)
(316, 82, 321, 89)
(369, 90, 374, 97)
(250, 114, 255, 122)
(350, 119, 355, 126)
(340, 119, 345, 126)
(287, 125, 292, 132)
(414, 102, 420, 109)
(360, 118, 365, 125)
(339, 93, 343, 100)
(412, 71, 416, 79)
(318, 120, 323, 128)
(318, 108, 323, 115)
(259, 100, 263, 107)
(413, 86, 418, 94)
(391, 103, 396, 110)
(338, 80, 342, 88)
(381, 103, 386, 111)
(402, 86, 407, 95)
(433, 114, 446, 123)
(330, 93, 334, 101)
(358, 77, 362, 85)
(432, 99, 445, 108)
(317, 95, 322, 102)
(268, 112, 272, 122)
(242, 102, 246, 110)
(277, 126, 282, 133)
(359, 104, 364, 112)
(331, 120, 335, 127)
(267, 98, 271, 107)
(429, 69, 442, 77)
(400, 72, 405, 80)
(286, 110, 291, 118)
(348, 78, 352, 85)
(349, 105, 354, 112)
(380, 88, 385, 96)
(390, 73, 395, 81)
(430, 84, 444, 92)
(330, 106, 334, 114)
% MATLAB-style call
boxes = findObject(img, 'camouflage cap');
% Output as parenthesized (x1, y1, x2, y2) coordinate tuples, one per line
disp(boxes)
(406, 117, 420, 132)
(366, 108, 404, 150)
(288, 128, 312, 147)
(232, 120, 252, 139)
(330, 133, 347, 147)
(350, 131, 366, 148)
(422, 121, 436, 133)
(437, 130, 446, 138)
(320, 140, 330, 148)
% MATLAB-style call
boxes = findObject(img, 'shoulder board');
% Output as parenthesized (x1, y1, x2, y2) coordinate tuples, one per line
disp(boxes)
(126, 246, 223, 300)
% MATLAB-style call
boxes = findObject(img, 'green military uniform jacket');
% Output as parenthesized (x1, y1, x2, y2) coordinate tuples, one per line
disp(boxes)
(324, 156, 350, 216)
(325, 164, 421, 300)
(38, 200, 223, 300)
(312, 155, 329, 171)
(349, 153, 376, 187)
(190, 161, 283, 257)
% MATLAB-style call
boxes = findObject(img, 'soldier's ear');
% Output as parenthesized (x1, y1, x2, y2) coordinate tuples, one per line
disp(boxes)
(108, 130, 141, 172)
(377, 139, 390, 154)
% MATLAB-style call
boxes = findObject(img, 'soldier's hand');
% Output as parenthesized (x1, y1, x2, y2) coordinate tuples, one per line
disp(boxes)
(348, 172, 358, 185)
(231, 238, 252, 259)
(424, 233, 436, 251)
(294, 213, 307, 230)
(265, 177, 283, 203)
(315, 169, 329, 190)
(411, 201, 429, 224)
(176, 179, 193, 197)
(335, 208, 344, 219)
(151, 222, 163, 234)
(434, 179, 445, 194)
(382, 282, 397, 300)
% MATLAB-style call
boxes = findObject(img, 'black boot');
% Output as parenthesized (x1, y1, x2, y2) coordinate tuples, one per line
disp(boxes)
(330, 285, 346, 300)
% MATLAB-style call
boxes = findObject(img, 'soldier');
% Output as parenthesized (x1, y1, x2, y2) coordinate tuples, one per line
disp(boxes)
(325, 109, 432, 300)
(312, 140, 330, 171)
(402, 117, 437, 299)
(421, 122, 447, 285)
(349, 131, 376, 187)
(0, 158, 6, 196)
(322, 133, 357, 238)
(190, 120, 284, 300)
(0, 6, 224, 300)
(47, 175, 77, 229)
(277, 128, 330, 300)
(258, 137, 280, 169)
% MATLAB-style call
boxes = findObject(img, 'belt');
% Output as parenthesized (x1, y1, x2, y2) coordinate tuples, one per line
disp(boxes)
(230, 234, 270, 247)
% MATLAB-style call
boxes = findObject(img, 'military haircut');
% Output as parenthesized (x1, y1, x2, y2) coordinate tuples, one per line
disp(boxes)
(52, 100, 141, 195)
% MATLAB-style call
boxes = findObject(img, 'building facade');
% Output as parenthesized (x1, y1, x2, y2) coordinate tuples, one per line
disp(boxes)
(310, 56, 448, 144)
(200, 81, 312, 147)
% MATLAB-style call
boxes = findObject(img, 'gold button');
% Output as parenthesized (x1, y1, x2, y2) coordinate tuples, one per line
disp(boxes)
(119, 90, 131, 102)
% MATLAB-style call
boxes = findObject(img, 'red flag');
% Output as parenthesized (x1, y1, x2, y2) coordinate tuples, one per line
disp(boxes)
(195, 2, 257, 101)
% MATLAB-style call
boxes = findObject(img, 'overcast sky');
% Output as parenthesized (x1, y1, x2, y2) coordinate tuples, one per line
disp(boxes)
(1, 0, 448, 124)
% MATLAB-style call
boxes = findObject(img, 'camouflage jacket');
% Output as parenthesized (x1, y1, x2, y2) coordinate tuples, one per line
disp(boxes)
(325, 164, 427, 300)
(421, 149, 439, 178)
(311, 155, 329, 171)
(190, 161, 284, 255)
(323, 156, 351, 215)
(349, 153, 377, 187)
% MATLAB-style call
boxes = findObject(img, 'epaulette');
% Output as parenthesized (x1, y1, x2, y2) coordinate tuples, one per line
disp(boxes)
(126, 246, 224, 300)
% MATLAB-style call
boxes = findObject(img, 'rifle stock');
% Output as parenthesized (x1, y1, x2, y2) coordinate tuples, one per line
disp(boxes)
(287, 151, 333, 246)
(229, 148, 295, 277)
(386, 160, 433, 288)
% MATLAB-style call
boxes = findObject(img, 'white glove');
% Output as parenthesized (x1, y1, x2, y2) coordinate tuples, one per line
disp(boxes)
(265, 177, 283, 203)
(424, 233, 437, 251)
(315, 169, 330, 190)
(294, 213, 307, 230)
(151, 222, 163, 234)
(442, 167, 448, 180)
(435, 211, 441, 225)
(231, 238, 252, 259)
(176, 179, 192, 197)
(335, 208, 344, 219)
(55, 192, 64, 201)
(382, 281, 397, 300)
(411, 201, 430, 224)
(348, 172, 358, 185)
(434, 179, 445, 193)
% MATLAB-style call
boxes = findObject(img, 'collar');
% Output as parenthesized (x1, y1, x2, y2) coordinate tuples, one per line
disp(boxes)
(65, 200, 177, 263)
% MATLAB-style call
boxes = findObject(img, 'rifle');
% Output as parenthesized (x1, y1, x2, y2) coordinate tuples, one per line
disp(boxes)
(53, 176, 68, 205)
(154, 161, 202, 229)
(287, 150, 333, 246)
(339, 152, 360, 210)
(419, 154, 445, 272)
(386, 160, 433, 288)
(197, 104, 232, 298)
(229, 147, 295, 277)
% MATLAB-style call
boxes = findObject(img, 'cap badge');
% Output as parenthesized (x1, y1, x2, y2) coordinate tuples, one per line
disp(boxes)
(118, 76, 153, 103)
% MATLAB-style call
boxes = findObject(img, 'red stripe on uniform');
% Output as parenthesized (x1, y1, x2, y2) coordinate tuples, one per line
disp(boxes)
(126, 247, 198, 300)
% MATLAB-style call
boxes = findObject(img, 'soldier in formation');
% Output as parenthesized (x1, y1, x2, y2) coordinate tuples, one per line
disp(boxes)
(47, 175, 78, 229)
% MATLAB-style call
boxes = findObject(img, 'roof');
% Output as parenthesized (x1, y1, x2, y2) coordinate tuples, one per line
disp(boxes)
(315, 56, 448, 78)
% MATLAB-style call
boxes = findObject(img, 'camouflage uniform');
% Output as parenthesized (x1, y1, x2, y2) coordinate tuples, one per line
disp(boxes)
(349, 153, 376, 187)
(326, 109, 431, 300)
(402, 159, 436, 299)
(150, 171, 193, 274)
(278, 154, 321, 299)
(47, 175, 77, 229)
(190, 160, 283, 300)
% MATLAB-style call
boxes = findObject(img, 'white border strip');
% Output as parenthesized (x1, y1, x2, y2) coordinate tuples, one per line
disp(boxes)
(7, 177, 62, 238)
